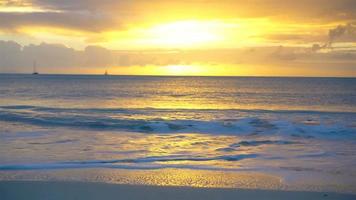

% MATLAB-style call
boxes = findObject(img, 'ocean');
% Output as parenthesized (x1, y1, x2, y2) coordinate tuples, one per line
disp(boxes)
(0, 74, 356, 192)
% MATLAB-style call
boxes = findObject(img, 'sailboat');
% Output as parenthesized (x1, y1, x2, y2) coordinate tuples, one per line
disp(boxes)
(104, 70, 108, 76)
(32, 61, 39, 75)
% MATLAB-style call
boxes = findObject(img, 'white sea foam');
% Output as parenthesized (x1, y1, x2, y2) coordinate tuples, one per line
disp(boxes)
(0, 106, 355, 139)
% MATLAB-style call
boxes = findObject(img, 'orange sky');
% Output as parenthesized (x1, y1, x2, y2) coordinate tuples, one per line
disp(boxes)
(0, 0, 355, 76)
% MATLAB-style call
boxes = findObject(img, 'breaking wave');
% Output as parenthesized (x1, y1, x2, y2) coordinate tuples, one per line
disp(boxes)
(0, 105, 355, 137)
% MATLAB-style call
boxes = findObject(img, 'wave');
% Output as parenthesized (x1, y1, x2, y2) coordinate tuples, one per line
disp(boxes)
(0, 154, 257, 171)
(2, 105, 356, 115)
(28, 139, 79, 145)
(0, 105, 355, 137)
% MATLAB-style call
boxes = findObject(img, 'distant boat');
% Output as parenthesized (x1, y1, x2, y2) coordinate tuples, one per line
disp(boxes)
(32, 61, 39, 75)
(104, 70, 108, 76)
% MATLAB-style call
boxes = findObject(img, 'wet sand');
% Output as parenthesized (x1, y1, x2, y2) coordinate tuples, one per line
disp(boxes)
(1, 181, 356, 200)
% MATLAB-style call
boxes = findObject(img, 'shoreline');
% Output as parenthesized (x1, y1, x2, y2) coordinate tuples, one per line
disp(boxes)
(1, 168, 355, 195)
(1, 181, 356, 200)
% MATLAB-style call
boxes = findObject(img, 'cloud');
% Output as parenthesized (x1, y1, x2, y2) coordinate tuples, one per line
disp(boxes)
(1, 1, 355, 76)
(0, 40, 355, 76)
(0, 0, 30, 7)
(0, 0, 355, 52)
(0, 40, 22, 71)
(328, 22, 356, 45)
(311, 22, 356, 52)
(84, 45, 113, 67)
(269, 46, 298, 61)
(311, 43, 327, 52)
(1, 0, 356, 33)
(30, 0, 356, 21)
(0, 11, 120, 32)
(264, 33, 326, 43)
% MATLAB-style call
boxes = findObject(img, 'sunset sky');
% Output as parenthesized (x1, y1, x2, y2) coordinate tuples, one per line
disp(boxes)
(0, 0, 356, 76)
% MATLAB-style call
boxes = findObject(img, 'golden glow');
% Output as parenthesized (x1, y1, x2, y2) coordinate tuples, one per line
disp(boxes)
(165, 65, 203, 75)
(0, 1, 354, 76)
(143, 21, 220, 48)
(97, 19, 266, 49)
(108, 64, 246, 77)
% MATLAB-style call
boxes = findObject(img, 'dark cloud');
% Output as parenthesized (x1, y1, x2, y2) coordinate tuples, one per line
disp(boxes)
(311, 43, 327, 52)
(84, 45, 113, 67)
(311, 22, 356, 52)
(0, 40, 22, 72)
(1, 0, 356, 33)
(0, 11, 120, 32)
(30, 0, 356, 20)
(0, 40, 355, 75)
(328, 22, 356, 45)
(31, 0, 132, 11)
(264, 34, 326, 43)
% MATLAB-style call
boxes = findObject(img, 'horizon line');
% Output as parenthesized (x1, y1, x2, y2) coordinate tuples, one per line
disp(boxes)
(0, 73, 355, 78)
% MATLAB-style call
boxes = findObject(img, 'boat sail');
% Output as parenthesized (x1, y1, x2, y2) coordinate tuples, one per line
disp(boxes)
(32, 61, 39, 75)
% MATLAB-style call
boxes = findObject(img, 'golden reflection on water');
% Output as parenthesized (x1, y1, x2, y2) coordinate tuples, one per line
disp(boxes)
(95, 132, 241, 159)
(0, 168, 283, 190)
(1, 128, 323, 173)
(2, 127, 356, 193)
(1, 167, 356, 193)
(101, 169, 282, 189)
(95, 78, 304, 111)
(96, 76, 255, 110)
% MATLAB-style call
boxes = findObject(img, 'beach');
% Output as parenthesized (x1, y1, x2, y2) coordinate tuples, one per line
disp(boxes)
(1, 181, 356, 200)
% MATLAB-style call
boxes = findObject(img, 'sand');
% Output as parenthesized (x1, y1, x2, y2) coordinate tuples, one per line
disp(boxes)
(1, 181, 356, 200)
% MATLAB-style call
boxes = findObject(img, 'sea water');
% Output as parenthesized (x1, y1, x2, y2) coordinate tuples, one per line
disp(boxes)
(0, 75, 355, 191)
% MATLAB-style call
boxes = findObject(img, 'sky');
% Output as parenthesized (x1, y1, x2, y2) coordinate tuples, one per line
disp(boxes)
(0, 0, 356, 76)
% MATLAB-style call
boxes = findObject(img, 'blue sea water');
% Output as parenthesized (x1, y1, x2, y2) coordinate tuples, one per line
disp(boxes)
(0, 74, 355, 189)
